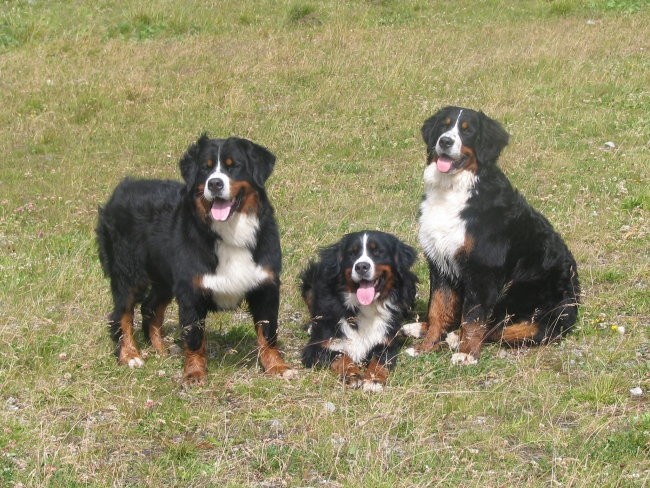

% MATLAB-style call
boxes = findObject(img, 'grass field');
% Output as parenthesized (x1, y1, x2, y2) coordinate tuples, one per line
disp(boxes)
(1, 0, 648, 486)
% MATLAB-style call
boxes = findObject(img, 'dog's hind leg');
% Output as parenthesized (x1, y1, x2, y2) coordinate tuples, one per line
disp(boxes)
(141, 287, 172, 356)
(109, 288, 144, 368)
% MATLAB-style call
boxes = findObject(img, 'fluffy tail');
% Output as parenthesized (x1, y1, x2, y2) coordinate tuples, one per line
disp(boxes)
(95, 207, 114, 278)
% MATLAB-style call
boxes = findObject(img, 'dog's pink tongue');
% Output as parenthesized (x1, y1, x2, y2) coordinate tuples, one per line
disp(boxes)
(436, 157, 453, 173)
(211, 200, 233, 221)
(356, 281, 376, 306)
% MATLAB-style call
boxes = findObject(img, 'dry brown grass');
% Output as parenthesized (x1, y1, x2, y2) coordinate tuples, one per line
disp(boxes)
(0, 1, 648, 486)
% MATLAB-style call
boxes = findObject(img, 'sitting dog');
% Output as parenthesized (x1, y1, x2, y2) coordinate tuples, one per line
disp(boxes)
(96, 135, 295, 384)
(301, 231, 417, 391)
(403, 106, 580, 364)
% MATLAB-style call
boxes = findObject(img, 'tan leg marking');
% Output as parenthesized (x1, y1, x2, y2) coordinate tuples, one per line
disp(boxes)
(331, 354, 363, 388)
(118, 311, 144, 368)
(417, 288, 460, 353)
(148, 301, 170, 356)
(256, 322, 296, 379)
(183, 337, 207, 385)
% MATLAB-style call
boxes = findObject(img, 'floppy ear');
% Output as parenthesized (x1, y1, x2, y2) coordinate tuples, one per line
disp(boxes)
(394, 240, 418, 310)
(179, 133, 210, 185)
(243, 139, 276, 188)
(475, 112, 509, 164)
(395, 241, 417, 270)
(319, 241, 343, 283)
(421, 113, 443, 162)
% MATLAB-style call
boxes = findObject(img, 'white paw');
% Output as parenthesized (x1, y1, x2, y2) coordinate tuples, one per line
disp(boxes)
(401, 322, 424, 338)
(445, 331, 460, 350)
(362, 380, 385, 393)
(345, 377, 364, 389)
(404, 347, 419, 357)
(127, 357, 145, 368)
(451, 352, 478, 366)
(281, 369, 299, 380)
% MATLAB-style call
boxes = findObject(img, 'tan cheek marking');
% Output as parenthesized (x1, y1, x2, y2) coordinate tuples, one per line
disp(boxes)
(373, 264, 395, 299)
(460, 146, 478, 174)
(229, 181, 259, 214)
(194, 196, 211, 222)
(343, 267, 355, 293)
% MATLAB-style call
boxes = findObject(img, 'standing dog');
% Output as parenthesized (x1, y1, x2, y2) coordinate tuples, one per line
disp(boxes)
(403, 106, 580, 364)
(96, 135, 295, 384)
(301, 231, 417, 391)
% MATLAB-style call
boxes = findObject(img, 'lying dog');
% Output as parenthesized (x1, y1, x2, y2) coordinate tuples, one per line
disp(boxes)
(301, 231, 417, 391)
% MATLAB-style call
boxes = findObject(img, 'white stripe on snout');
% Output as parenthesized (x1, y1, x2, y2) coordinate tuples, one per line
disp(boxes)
(351, 233, 375, 282)
(436, 109, 464, 159)
(204, 147, 231, 200)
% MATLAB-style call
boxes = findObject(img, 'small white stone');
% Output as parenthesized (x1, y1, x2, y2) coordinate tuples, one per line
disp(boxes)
(323, 402, 336, 413)
(630, 387, 643, 397)
(603, 141, 616, 149)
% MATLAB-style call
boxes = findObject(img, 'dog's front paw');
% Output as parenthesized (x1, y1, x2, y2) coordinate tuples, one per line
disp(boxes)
(279, 368, 299, 380)
(400, 322, 426, 338)
(118, 349, 144, 368)
(182, 369, 207, 386)
(451, 352, 478, 366)
(362, 380, 385, 393)
(404, 347, 420, 357)
(445, 331, 460, 350)
(342, 374, 364, 389)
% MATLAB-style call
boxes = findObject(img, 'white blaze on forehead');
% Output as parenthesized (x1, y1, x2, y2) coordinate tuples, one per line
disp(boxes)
(204, 146, 231, 200)
(351, 233, 375, 282)
(436, 109, 464, 159)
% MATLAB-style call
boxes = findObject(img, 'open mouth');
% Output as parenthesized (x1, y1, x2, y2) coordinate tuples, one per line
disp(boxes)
(435, 153, 467, 174)
(209, 190, 243, 221)
(355, 275, 385, 306)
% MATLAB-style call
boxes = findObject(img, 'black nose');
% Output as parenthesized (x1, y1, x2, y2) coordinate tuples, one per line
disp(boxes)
(208, 178, 224, 193)
(354, 262, 371, 275)
(438, 136, 454, 149)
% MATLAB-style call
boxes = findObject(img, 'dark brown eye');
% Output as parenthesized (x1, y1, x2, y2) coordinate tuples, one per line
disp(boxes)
(444, 117, 451, 126)
(225, 157, 234, 167)
(206, 160, 214, 168)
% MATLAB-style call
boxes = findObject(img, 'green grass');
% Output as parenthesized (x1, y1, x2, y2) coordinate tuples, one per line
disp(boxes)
(1, 0, 649, 486)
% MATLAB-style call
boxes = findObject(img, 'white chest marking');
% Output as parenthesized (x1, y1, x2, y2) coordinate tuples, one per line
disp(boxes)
(327, 295, 394, 363)
(201, 213, 270, 309)
(419, 169, 476, 278)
